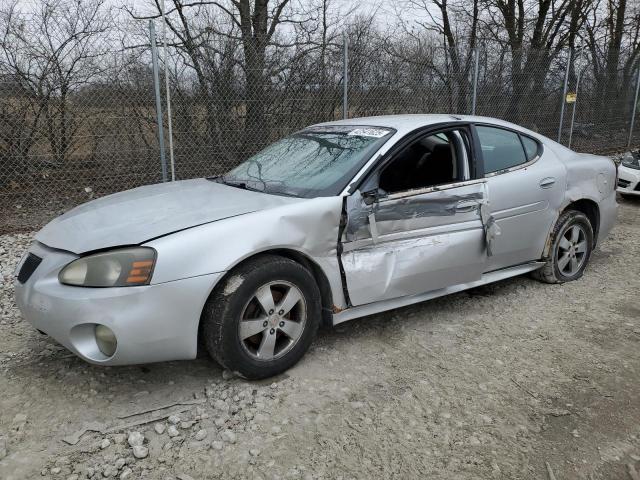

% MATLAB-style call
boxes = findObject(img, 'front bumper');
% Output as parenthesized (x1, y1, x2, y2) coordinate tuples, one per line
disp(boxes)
(617, 164, 640, 196)
(14, 241, 221, 365)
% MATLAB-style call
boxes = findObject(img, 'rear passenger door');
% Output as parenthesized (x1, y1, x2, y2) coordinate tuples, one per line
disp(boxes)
(475, 125, 566, 272)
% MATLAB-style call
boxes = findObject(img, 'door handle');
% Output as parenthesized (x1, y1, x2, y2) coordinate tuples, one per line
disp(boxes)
(456, 200, 479, 213)
(539, 177, 556, 189)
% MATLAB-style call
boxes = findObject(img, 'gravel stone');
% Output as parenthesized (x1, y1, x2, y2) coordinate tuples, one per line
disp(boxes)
(214, 416, 227, 427)
(221, 430, 236, 444)
(153, 423, 166, 435)
(194, 429, 207, 441)
(132, 445, 148, 459)
(167, 425, 180, 438)
(13, 413, 27, 424)
(119, 468, 133, 479)
(102, 464, 118, 477)
(213, 399, 228, 412)
(127, 432, 144, 447)
(100, 439, 111, 450)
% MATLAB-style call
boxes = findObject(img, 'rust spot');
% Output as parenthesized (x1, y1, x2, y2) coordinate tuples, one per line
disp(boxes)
(542, 214, 559, 258)
(332, 305, 344, 314)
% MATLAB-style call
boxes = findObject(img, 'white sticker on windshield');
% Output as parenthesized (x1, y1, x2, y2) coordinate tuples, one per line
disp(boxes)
(347, 128, 389, 138)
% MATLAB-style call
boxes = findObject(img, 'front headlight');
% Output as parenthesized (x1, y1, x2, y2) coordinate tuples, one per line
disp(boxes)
(621, 152, 640, 170)
(59, 247, 156, 287)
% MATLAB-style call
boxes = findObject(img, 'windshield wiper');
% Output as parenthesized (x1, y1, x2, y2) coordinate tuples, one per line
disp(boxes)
(212, 176, 301, 197)
(214, 176, 263, 192)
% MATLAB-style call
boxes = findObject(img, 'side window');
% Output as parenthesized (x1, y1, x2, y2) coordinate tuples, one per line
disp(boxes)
(377, 130, 470, 194)
(521, 135, 539, 161)
(476, 126, 527, 174)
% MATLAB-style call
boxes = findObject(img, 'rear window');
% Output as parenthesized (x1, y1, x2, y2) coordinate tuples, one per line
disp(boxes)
(476, 126, 539, 175)
(521, 136, 539, 161)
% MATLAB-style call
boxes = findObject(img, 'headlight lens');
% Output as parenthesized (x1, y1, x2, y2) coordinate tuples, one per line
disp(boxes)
(621, 152, 640, 170)
(59, 247, 156, 287)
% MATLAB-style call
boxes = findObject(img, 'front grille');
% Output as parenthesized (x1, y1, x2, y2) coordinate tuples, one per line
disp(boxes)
(618, 179, 631, 188)
(17, 253, 42, 284)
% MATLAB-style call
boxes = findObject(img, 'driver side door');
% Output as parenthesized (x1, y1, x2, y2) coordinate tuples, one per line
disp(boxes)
(340, 127, 488, 306)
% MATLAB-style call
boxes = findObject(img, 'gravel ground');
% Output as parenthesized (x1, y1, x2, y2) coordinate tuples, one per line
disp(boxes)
(0, 196, 639, 480)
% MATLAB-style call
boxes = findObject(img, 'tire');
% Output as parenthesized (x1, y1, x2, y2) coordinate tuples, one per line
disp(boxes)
(201, 255, 321, 379)
(532, 210, 594, 284)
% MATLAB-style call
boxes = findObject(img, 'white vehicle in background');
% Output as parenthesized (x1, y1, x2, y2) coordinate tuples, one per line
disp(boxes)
(617, 152, 640, 197)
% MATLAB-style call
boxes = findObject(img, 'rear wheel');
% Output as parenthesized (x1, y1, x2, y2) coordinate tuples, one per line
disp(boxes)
(533, 210, 594, 284)
(201, 255, 321, 379)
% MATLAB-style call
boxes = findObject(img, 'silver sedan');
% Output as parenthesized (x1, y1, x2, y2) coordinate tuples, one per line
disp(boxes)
(14, 115, 618, 378)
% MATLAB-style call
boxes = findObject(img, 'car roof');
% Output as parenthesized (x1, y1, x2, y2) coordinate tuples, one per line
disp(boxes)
(313, 114, 547, 140)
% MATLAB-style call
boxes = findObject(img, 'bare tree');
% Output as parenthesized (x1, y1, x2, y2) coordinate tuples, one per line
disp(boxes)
(0, 0, 112, 169)
(126, 0, 326, 160)
(584, 0, 640, 121)
(397, 0, 479, 113)
(479, 0, 576, 122)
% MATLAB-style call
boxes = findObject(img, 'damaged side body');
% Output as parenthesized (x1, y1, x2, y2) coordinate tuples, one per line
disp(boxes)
(542, 148, 618, 257)
(340, 183, 500, 307)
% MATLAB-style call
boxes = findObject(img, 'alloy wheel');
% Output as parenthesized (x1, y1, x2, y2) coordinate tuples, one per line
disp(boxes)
(557, 224, 588, 277)
(238, 281, 307, 361)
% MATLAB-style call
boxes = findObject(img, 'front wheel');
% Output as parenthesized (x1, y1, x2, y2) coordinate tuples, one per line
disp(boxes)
(533, 210, 594, 284)
(201, 255, 321, 379)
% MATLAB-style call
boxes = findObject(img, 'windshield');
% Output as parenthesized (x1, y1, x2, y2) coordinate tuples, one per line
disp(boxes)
(216, 126, 395, 197)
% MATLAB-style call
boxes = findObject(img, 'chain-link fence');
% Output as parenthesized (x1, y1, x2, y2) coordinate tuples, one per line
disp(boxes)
(1, 21, 639, 233)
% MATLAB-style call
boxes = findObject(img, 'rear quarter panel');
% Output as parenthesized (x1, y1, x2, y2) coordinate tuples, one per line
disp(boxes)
(547, 143, 618, 243)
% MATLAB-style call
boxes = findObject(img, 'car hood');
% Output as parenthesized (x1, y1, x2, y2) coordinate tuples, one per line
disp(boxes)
(36, 178, 301, 254)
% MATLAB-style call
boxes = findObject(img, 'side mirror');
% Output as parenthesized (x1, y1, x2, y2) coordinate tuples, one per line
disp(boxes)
(361, 188, 380, 206)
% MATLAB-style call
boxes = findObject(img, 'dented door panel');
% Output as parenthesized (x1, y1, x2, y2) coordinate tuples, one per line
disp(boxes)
(341, 182, 488, 306)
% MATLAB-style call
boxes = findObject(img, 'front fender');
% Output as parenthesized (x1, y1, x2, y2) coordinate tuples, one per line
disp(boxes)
(144, 195, 346, 306)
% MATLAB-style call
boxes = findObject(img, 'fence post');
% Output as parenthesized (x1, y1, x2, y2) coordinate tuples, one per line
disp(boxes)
(568, 67, 583, 149)
(628, 67, 640, 149)
(343, 31, 348, 120)
(160, 0, 176, 181)
(471, 47, 479, 115)
(149, 20, 168, 183)
(558, 49, 572, 143)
